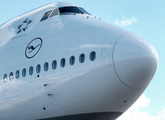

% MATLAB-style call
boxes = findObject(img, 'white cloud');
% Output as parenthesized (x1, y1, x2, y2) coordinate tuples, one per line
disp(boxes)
(131, 94, 150, 109)
(117, 94, 165, 120)
(158, 109, 165, 120)
(115, 16, 137, 26)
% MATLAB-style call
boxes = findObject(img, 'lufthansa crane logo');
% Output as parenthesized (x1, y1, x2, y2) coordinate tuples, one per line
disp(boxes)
(25, 38, 42, 59)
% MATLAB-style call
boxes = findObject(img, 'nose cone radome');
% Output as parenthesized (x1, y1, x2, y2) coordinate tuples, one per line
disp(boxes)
(113, 33, 158, 89)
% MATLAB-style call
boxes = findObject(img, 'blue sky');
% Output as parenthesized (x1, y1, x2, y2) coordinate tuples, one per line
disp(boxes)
(1, 0, 165, 119)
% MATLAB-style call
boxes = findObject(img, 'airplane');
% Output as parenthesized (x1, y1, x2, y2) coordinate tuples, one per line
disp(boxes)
(0, 2, 158, 120)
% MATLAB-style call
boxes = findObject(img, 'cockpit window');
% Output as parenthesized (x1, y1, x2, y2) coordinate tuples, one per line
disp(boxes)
(40, 10, 52, 21)
(40, 6, 91, 22)
(49, 9, 58, 18)
(59, 6, 83, 15)
(79, 7, 90, 15)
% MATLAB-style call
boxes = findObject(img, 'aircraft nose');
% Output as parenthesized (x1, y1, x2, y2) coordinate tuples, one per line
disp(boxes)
(113, 33, 158, 89)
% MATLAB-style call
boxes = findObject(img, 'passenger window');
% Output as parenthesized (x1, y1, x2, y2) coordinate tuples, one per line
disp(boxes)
(36, 64, 41, 73)
(22, 68, 26, 77)
(60, 58, 65, 67)
(40, 10, 52, 21)
(69, 56, 75, 65)
(79, 54, 85, 63)
(15, 70, 20, 79)
(52, 60, 57, 70)
(29, 66, 33, 75)
(50, 9, 58, 18)
(90, 51, 96, 61)
(44, 62, 49, 71)
(3, 74, 7, 82)
(9, 72, 14, 81)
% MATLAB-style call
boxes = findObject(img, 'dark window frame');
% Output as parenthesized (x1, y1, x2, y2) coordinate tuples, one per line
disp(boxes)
(69, 56, 75, 65)
(29, 66, 33, 76)
(90, 51, 96, 61)
(9, 72, 14, 81)
(15, 70, 20, 79)
(3, 74, 7, 82)
(44, 62, 49, 72)
(36, 64, 41, 74)
(22, 68, 26, 77)
(52, 60, 57, 70)
(60, 58, 66, 68)
(79, 53, 85, 63)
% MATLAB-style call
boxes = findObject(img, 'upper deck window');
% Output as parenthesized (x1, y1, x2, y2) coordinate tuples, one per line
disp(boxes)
(59, 6, 83, 15)
(41, 10, 52, 21)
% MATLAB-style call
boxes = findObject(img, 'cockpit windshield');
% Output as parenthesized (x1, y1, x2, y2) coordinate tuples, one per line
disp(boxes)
(79, 7, 91, 15)
(59, 6, 91, 15)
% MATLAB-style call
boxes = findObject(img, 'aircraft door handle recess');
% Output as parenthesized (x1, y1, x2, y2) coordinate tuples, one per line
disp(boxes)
(44, 84, 49, 86)
(48, 94, 53, 96)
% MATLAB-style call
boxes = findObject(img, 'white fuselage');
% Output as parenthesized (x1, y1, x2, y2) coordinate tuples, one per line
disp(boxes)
(0, 2, 158, 120)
